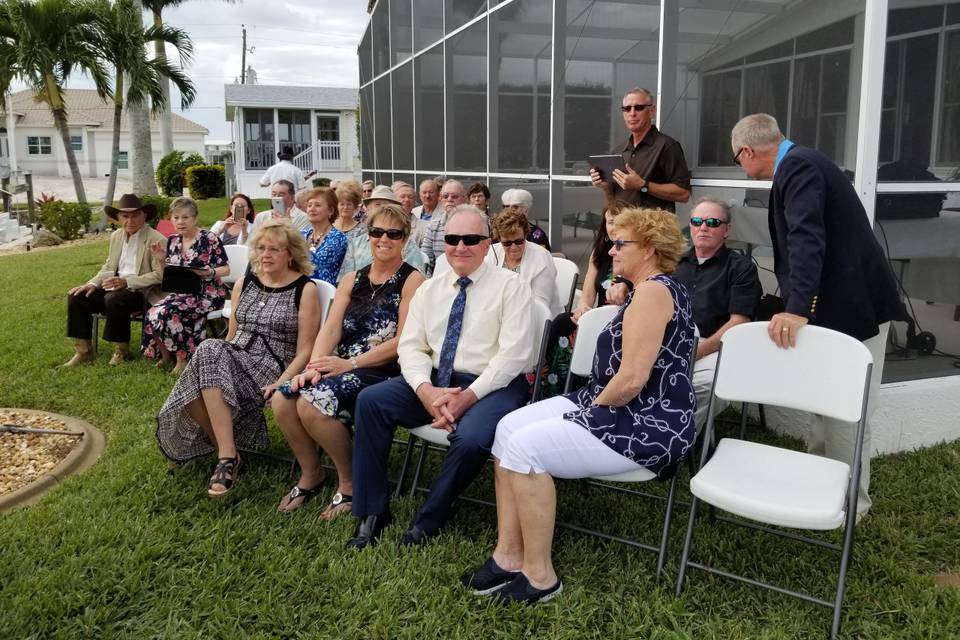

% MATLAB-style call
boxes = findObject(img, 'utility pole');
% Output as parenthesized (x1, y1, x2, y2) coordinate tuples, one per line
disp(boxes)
(241, 24, 247, 84)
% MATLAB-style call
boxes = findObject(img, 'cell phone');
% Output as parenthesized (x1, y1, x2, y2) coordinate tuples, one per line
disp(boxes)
(271, 197, 286, 215)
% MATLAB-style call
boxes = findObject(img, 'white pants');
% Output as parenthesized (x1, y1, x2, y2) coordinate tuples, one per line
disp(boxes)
(692, 352, 726, 429)
(492, 396, 645, 478)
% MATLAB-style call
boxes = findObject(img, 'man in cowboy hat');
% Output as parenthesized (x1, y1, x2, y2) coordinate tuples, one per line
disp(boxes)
(258, 145, 305, 191)
(63, 194, 166, 367)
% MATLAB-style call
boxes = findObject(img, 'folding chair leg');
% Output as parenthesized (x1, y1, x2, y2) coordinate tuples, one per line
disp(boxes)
(656, 473, 679, 579)
(830, 496, 859, 639)
(738, 402, 749, 439)
(92, 314, 100, 355)
(675, 494, 702, 597)
(393, 438, 416, 499)
(408, 439, 429, 498)
(758, 403, 768, 430)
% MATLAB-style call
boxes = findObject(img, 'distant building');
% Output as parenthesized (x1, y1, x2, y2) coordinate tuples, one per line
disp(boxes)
(224, 83, 360, 194)
(0, 88, 207, 178)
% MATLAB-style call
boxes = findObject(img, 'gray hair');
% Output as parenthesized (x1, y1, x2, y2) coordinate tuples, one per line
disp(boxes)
(447, 204, 489, 232)
(440, 179, 464, 195)
(273, 179, 295, 196)
(501, 188, 533, 210)
(731, 113, 784, 152)
(169, 196, 198, 218)
(623, 87, 655, 104)
(693, 195, 733, 223)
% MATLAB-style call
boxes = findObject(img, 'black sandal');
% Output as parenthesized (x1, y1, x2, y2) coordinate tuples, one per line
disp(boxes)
(278, 483, 323, 513)
(207, 456, 241, 498)
(319, 491, 353, 520)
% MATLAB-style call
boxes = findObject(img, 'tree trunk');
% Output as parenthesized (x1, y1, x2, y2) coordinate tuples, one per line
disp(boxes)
(153, 10, 174, 156)
(100, 75, 125, 230)
(129, 0, 158, 195)
(44, 77, 87, 204)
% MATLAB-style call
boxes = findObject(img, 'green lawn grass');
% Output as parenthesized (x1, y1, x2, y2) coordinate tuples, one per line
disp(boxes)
(0, 208, 958, 638)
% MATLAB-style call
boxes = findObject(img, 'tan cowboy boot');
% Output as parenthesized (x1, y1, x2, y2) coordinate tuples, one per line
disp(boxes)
(60, 339, 95, 368)
(108, 343, 131, 366)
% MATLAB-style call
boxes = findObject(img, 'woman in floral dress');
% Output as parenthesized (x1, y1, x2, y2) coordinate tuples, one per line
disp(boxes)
(272, 203, 425, 517)
(143, 197, 229, 374)
(301, 187, 348, 284)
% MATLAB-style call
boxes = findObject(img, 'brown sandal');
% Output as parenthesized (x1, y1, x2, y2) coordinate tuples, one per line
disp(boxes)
(207, 456, 241, 498)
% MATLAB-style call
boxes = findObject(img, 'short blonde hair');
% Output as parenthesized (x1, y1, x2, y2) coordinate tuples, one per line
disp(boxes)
(367, 203, 411, 239)
(247, 220, 313, 276)
(336, 180, 363, 207)
(169, 196, 198, 218)
(492, 208, 530, 238)
(612, 207, 687, 274)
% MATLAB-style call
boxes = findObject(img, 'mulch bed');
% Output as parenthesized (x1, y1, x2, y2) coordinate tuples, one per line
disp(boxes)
(0, 410, 82, 496)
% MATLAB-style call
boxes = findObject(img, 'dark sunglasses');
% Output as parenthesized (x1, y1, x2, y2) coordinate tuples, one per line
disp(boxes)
(612, 239, 642, 251)
(444, 234, 488, 246)
(621, 104, 653, 113)
(368, 226, 405, 240)
(500, 238, 525, 247)
(690, 217, 727, 228)
(733, 147, 744, 166)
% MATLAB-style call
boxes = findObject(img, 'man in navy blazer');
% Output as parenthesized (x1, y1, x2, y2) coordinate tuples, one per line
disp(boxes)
(730, 113, 903, 518)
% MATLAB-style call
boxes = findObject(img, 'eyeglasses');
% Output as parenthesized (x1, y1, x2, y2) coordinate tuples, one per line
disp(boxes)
(440, 193, 462, 200)
(255, 245, 287, 255)
(444, 234, 488, 246)
(612, 239, 642, 251)
(690, 217, 727, 228)
(733, 147, 744, 166)
(368, 226, 405, 240)
(500, 238, 525, 247)
(621, 104, 654, 113)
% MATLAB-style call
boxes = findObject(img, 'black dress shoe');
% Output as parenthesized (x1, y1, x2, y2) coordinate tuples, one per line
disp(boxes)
(397, 525, 438, 548)
(345, 511, 392, 550)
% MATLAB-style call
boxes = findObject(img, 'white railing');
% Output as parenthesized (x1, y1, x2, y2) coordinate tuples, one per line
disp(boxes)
(293, 140, 350, 174)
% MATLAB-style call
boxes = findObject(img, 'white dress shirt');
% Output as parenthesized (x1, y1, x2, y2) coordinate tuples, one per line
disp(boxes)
(258, 159, 305, 191)
(486, 241, 563, 316)
(398, 260, 534, 400)
(117, 227, 146, 278)
(251, 206, 310, 233)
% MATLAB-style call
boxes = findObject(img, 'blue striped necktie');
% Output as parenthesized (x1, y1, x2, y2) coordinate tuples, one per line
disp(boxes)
(436, 276, 472, 387)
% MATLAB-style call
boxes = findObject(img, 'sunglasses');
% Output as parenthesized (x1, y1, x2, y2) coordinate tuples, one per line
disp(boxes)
(368, 226, 405, 240)
(733, 147, 744, 166)
(500, 238, 525, 247)
(612, 239, 642, 251)
(444, 234, 488, 246)
(690, 217, 727, 228)
(621, 104, 653, 113)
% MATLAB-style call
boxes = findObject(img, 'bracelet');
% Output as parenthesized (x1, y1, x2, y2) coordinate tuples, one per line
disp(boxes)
(350, 358, 359, 370)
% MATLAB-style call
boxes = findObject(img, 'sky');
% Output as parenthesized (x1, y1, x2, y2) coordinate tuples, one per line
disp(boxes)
(60, 0, 370, 140)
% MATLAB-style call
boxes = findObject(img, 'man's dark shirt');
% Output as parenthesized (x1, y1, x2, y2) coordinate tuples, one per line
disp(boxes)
(673, 245, 762, 338)
(612, 126, 691, 212)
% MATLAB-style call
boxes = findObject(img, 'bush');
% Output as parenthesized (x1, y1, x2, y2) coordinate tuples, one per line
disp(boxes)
(155, 150, 204, 196)
(312, 177, 331, 188)
(39, 201, 92, 240)
(185, 164, 225, 200)
(139, 194, 174, 223)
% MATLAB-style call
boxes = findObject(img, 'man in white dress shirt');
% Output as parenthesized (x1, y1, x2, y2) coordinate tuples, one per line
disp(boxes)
(251, 180, 309, 232)
(347, 205, 535, 549)
(258, 147, 304, 191)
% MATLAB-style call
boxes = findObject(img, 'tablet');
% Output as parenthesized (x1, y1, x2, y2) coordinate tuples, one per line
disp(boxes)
(162, 265, 203, 296)
(588, 155, 626, 183)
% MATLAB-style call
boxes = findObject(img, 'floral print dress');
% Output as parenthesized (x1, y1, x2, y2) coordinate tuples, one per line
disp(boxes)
(142, 231, 228, 360)
(302, 225, 348, 285)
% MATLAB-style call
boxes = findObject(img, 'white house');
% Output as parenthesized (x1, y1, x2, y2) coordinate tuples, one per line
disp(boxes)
(224, 83, 360, 195)
(0, 89, 207, 179)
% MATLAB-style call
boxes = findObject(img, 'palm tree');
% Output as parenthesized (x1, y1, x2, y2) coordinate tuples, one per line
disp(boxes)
(95, 0, 196, 215)
(0, 0, 111, 205)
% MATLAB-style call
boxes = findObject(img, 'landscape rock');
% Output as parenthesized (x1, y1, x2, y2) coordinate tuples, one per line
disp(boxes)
(32, 228, 63, 247)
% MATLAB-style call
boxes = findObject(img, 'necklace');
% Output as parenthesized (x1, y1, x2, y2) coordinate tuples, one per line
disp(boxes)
(310, 228, 328, 248)
(367, 266, 399, 299)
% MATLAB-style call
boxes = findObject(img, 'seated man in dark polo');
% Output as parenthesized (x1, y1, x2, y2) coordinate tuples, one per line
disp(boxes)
(63, 194, 166, 367)
(347, 204, 534, 549)
(590, 87, 691, 211)
(674, 196, 762, 426)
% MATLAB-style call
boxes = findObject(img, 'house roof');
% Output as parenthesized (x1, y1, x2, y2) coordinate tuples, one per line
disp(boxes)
(0, 89, 208, 134)
(223, 84, 358, 120)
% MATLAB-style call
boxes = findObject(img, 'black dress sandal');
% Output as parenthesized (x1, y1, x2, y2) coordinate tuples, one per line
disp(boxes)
(207, 456, 241, 498)
(278, 484, 323, 513)
(319, 491, 353, 520)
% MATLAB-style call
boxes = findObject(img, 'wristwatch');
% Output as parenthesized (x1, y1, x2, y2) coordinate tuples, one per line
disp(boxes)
(639, 178, 649, 194)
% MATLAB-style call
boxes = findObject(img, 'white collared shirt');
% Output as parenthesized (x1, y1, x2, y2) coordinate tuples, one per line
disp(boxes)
(486, 241, 563, 316)
(251, 206, 310, 233)
(398, 260, 534, 400)
(258, 160, 305, 191)
(117, 227, 145, 278)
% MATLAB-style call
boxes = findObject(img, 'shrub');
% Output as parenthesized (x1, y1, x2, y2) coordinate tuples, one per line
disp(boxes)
(139, 194, 174, 223)
(39, 201, 92, 240)
(185, 164, 225, 200)
(155, 150, 204, 196)
(312, 177, 331, 188)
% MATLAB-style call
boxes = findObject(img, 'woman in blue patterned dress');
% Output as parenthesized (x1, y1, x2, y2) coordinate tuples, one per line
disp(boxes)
(461, 207, 696, 604)
(143, 197, 229, 374)
(272, 203, 425, 517)
(301, 187, 348, 284)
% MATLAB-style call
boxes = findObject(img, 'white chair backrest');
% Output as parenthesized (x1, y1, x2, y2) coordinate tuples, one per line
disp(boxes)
(568, 305, 619, 378)
(222, 245, 249, 285)
(433, 253, 451, 277)
(311, 279, 337, 321)
(714, 322, 872, 423)
(530, 299, 551, 367)
(553, 257, 579, 312)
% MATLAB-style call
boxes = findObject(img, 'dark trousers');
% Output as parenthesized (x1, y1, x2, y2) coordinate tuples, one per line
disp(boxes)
(66, 288, 144, 343)
(352, 371, 530, 533)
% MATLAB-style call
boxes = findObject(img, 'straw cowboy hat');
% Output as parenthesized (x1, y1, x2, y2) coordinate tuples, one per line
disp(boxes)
(104, 193, 157, 221)
(363, 185, 402, 206)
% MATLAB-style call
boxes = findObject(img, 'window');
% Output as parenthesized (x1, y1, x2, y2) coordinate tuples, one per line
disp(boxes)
(118, 151, 129, 169)
(27, 136, 52, 155)
(70, 135, 83, 152)
(243, 108, 275, 170)
(938, 30, 960, 163)
(277, 110, 311, 157)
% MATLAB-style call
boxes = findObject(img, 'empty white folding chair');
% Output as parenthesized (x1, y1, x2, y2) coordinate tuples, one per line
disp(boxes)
(312, 278, 337, 322)
(674, 322, 873, 640)
(207, 245, 249, 326)
(552, 257, 580, 313)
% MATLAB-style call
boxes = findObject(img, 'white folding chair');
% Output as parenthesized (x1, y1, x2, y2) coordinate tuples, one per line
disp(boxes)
(552, 257, 580, 313)
(554, 304, 695, 578)
(206, 245, 250, 328)
(312, 278, 337, 322)
(432, 253, 451, 277)
(402, 299, 554, 496)
(675, 322, 873, 640)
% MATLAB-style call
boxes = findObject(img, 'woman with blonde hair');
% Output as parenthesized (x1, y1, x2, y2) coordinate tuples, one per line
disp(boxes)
(156, 220, 321, 498)
(461, 207, 696, 603)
